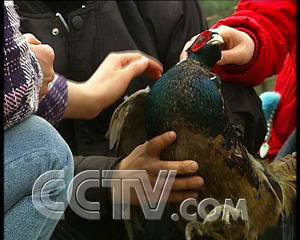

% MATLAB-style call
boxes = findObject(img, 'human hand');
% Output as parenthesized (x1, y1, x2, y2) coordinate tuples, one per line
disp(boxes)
(180, 25, 255, 66)
(23, 33, 55, 99)
(180, 34, 199, 62)
(80, 51, 163, 119)
(113, 131, 204, 205)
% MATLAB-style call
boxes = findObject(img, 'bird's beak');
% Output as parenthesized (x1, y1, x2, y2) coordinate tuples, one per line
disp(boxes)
(207, 30, 224, 46)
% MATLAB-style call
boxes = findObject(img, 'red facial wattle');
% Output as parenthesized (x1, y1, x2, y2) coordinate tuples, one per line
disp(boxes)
(191, 30, 213, 53)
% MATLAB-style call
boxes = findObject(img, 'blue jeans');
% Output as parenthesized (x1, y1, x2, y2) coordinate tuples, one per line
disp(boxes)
(4, 115, 74, 240)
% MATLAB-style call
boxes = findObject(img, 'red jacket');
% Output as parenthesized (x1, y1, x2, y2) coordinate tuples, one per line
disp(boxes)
(212, 0, 297, 159)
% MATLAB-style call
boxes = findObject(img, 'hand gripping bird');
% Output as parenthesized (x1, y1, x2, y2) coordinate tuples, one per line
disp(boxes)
(106, 30, 297, 240)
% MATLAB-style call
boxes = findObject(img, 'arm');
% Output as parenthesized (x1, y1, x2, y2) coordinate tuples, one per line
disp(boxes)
(3, 1, 42, 129)
(180, 0, 296, 86)
(34, 51, 163, 124)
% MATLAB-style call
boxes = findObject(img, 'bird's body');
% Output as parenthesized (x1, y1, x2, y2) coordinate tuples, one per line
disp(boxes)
(107, 31, 296, 240)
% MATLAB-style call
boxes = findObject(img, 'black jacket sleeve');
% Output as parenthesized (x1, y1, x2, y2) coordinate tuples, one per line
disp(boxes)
(50, 155, 127, 240)
(73, 155, 121, 218)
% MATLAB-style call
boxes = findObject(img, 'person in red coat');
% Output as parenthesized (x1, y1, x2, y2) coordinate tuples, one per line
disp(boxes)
(181, 0, 297, 161)
(181, 1, 296, 239)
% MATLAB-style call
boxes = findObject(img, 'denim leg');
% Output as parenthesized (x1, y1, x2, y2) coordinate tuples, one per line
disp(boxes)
(4, 115, 74, 240)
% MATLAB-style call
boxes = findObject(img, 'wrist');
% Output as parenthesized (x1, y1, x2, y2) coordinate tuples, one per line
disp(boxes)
(113, 158, 127, 171)
(81, 80, 104, 120)
(114, 162, 121, 170)
(113, 155, 135, 172)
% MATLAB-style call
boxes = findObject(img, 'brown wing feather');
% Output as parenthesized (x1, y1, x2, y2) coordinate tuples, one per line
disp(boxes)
(106, 87, 149, 157)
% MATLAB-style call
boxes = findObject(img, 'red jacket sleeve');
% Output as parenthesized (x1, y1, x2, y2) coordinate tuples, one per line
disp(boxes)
(211, 0, 296, 86)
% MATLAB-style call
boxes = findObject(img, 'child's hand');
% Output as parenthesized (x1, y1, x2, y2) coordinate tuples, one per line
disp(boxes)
(212, 25, 255, 65)
(180, 25, 255, 66)
(82, 51, 163, 118)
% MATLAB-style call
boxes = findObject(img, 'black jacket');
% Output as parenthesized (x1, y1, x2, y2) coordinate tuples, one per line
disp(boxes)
(16, 0, 207, 156)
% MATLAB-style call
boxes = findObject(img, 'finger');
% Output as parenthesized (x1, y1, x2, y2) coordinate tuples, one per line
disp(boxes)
(179, 34, 199, 61)
(118, 52, 163, 79)
(122, 51, 164, 77)
(23, 33, 41, 45)
(217, 49, 236, 65)
(145, 131, 176, 156)
(30, 44, 55, 62)
(217, 46, 247, 66)
(41, 44, 55, 61)
(144, 58, 163, 79)
(151, 160, 198, 175)
(214, 26, 240, 65)
(121, 56, 151, 81)
(105, 52, 163, 80)
(172, 176, 204, 191)
(184, 34, 199, 52)
(179, 50, 188, 62)
(111, 51, 146, 66)
(109, 51, 162, 70)
(180, 41, 192, 61)
(211, 25, 232, 46)
(167, 191, 199, 203)
(214, 25, 254, 65)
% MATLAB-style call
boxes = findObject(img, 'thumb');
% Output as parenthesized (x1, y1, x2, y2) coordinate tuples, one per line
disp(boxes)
(217, 48, 242, 65)
(122, 57, 150, 81)
(145, 131, 176, 157)
(23, 33, 41, 45)
(217, 50, 234, 65)
(217, 44, 251, 66)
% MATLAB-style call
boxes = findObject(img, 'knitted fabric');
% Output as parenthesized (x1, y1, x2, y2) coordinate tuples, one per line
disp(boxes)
(4, 0, 42, 129)
(4, 0, 68, 129)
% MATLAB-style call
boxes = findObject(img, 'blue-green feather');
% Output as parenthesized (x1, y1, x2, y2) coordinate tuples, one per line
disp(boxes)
(145, 59, 229, 141)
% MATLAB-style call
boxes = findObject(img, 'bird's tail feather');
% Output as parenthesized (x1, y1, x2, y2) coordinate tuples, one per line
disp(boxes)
(268, 152, 297, 217)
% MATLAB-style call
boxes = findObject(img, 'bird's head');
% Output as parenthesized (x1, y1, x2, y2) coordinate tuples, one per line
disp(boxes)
(187, 29, 224, 69)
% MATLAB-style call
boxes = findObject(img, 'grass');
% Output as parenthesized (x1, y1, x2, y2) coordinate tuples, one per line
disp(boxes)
(199, 0, 239, 27)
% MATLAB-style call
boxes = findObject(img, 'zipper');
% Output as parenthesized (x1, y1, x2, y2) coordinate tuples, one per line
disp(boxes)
(55, 12, 69, 32)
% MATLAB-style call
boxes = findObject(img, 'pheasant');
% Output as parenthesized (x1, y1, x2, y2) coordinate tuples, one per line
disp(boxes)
(106, 30, 297, 240)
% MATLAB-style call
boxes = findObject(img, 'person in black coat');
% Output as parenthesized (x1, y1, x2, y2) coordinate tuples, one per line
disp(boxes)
(15, 1, 266, 239)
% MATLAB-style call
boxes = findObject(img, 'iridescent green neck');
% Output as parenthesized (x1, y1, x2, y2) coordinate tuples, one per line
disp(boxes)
(188, 44, 221, 70)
